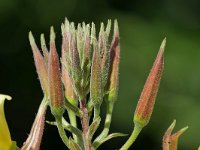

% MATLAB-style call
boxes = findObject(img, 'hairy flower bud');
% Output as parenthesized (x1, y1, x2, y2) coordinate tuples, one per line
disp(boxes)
(90, 38, 102, 106)
(107, 20, 120, 102)
(134, 38, 166, 128)
(22, 100, 47, 150)
(29, 32, 49, 96)
(62, 37, 77, 104)
(48, 27, 64, 117)
(99, 21, 111, 90)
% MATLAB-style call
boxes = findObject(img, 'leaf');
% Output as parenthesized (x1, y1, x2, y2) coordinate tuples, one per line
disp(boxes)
(69, 137, 82, 150)
(93, 133, 127, 149)
(86, 117, 101, 141)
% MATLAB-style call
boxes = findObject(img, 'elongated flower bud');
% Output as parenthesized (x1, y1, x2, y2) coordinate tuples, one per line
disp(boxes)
(62, 37, 76, 104)
(29, 32, 49, 96)
(90, 39, 102, 105)
(99, 22, 111, 90)
(107, 20, 120, 102)
(48, 27, 64, 117)
(134, 38, 166, 127)
(22, 100, 47, 150)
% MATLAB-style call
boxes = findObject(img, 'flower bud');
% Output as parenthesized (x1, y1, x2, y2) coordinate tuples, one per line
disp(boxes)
(99, 22, 111, 89)
(134, 38, 166, 128)
(48, 27, 64, 117)
(162, 120, 176, 150)
(29, 32, 49, 96)
(22, 100, 47, 150)
(107, 20, 120, 102)
(90, 38, 102, 106)
(162, 120, 188, 150)
(62, 37, 77, 104)
(169, 126, 188, 150)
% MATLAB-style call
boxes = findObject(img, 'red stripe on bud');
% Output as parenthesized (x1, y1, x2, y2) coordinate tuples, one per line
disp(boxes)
(48, 27, 64, 117)
(134, 38, 166, 127)
(107, 20, 120, 102)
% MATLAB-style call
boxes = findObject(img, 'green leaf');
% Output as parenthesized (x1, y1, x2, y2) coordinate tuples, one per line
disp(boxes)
(69, 137, 82, 150)
(86, 117, 101, 141)
(93, 133, 127, 149)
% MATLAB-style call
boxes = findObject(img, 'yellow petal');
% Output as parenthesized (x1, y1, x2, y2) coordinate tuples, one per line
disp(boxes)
(0, 94, 12, 150)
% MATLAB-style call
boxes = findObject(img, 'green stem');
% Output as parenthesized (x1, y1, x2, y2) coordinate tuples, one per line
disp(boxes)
(93, 101, 114, 148)
(56, 117, 69, 148)
(68, 109, 78, 142)
(120, 124, 142, 150)
(94, 104, 100, 121)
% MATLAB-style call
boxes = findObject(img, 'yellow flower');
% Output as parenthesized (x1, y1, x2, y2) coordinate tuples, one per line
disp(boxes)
(0, 94, 16, 150)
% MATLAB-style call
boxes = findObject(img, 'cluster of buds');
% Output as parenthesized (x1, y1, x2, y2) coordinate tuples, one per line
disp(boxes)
(26, 18, 121, 150)
(1, 18, 198, 150)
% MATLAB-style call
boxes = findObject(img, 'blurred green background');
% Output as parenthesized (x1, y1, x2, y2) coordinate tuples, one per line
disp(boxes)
(0, 0, 200, 149)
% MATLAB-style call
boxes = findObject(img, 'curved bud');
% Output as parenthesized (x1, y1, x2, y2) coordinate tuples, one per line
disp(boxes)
(29, 32, 49, 96)
(22, 99, 48, 150)
(162, 120, 176, 150)
(48, 27, 64, 117)
(134, 38, 166, 128)
(162, 120, 188, 150)
(169, 126, 188, 150)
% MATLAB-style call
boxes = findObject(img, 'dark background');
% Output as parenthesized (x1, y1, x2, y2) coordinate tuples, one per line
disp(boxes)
(0, 0, 200, 149)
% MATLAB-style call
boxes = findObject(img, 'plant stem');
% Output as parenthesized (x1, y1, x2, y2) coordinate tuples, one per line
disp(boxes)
(80, 100, 92, 150)
(94, 104, 100, 121)
(56, 117, 69, 148)
(93, 101, 114, 148)
(68, 109, 78, 142)
(120, 124, 142, 150)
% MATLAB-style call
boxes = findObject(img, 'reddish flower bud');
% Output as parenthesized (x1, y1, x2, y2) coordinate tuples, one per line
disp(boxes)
(40, 33, 49, 65)
(134, 38, 166, 127)
(62, 39, 76, 104)
(48, 27, 64, 117)
(169, 126, 188, 150)
(162, 120, 188, 150)
(22, 100, 47, 150)
(29, 32, 49, 96)
(162, 120, 176, 150)
(107, 20, 120, 102)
